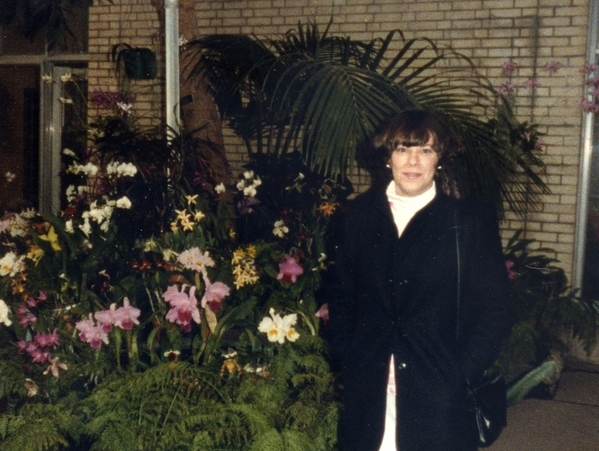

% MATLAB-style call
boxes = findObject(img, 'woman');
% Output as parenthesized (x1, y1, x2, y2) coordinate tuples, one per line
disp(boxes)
(329, 110, 514, 451)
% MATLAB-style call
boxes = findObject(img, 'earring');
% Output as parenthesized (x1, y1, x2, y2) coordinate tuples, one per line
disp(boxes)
(386, 163, 391, 168)
(437, 165, 443, 170)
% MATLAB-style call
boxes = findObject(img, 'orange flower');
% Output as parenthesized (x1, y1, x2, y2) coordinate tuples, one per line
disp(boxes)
(317, 202, 338, 216)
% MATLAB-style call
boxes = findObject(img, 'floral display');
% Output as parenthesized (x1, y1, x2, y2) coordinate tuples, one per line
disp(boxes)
(0, 93, 350, 450)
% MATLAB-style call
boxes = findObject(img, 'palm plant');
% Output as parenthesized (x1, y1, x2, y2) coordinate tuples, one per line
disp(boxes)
(186, 21, 547, 216)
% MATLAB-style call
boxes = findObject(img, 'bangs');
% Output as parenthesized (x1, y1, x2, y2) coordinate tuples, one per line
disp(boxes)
(389, 130, 436, 150)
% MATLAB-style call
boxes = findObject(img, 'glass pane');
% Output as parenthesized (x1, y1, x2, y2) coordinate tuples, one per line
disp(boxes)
(49, 5, 89, 56)
(0, 3, 88, 56)
(0, 25, 45, 55)
(59, 68, 88, 209)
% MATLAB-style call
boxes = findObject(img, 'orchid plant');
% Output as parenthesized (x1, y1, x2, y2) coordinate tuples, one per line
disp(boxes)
(0, 87, 351, 450)
(497, 58, 599, 117)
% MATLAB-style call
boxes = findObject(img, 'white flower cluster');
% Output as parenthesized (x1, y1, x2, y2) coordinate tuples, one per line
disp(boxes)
(68, 162, 99, 177)
(258, 308, 300, 344)
(117, 102, 133, 114)
(106, 161, 138, 178)
(0, 210, 34, 238)
(272, 220, 289, 238)
(0, 251, 26, 277)
(0, 299, 11, 326)
(77, 197, 132, 235)
(65, 185, 89, 203)
(236, 170, 262, 197)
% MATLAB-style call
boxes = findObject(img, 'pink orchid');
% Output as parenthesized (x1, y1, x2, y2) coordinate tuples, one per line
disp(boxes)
(86, 327, 110, 349)
(277, 255, 304, 284)
(502, 60, 517, 76)
(30, 348, 52, 364)
(17, 341, 47, 362)
(587, 77, 599, 88)
(505, 260, 518, 280)
(18, 311, 37, 327)
(162, 285, 201, 332)
(315, 303, 330, 324)
(34, 329, 59, 348)
(495, 82, 516, 97)
(113, 297, 140, 330)
(37, 291, 47, 301)
(25, 297, 37, 308)
(17, 339, 52, 363)
(544, 61, 564, 74)
(17, 340, 30, 353)
(16, 304, 37, 327)
(523, 78, 541, 90)
(579, 99, 599, 114)
(534, 139, 545, 150)
(94, 303, 117, 332)
(584, 63, 598, 75)
(201, 276, 230, 311)
(75, 315, 95, 342)
(75, 314, 109, 348)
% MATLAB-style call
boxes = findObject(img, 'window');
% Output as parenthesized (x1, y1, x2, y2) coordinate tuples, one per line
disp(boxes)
(0, 3, 88, 215)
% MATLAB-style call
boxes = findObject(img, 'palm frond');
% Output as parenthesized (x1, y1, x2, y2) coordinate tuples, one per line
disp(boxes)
(187, 21, 547, 216)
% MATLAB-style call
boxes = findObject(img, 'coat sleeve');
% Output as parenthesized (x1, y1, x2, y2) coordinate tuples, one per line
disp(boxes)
(459, 200, 515, 382)
(327, 208, 358, 363)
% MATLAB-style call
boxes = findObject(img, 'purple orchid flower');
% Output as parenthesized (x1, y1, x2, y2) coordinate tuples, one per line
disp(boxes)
(277, 255, 304, 284)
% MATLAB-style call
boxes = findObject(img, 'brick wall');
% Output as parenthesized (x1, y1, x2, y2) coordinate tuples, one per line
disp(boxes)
(88, 0, 164, 128)
(88, 0, 592, 278)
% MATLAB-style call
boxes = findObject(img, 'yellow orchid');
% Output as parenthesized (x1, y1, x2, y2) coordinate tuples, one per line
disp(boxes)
(39, 226, 62, 251)
(175, 209, 190, 222)
(27, 244, 44, 263)
(180, 216, 194, 231)
(186, 194, 198, 205)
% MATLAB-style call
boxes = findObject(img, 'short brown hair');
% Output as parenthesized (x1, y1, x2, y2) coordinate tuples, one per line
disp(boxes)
(373, 110, 462, 164)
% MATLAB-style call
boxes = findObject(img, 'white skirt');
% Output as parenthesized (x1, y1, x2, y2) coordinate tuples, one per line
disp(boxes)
(378, 355, 398, 451)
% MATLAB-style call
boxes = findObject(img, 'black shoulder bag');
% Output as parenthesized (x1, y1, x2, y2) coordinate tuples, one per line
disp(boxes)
(454, 208, 507, 448)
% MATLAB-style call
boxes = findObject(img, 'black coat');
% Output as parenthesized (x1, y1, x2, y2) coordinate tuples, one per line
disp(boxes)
(328, 188, 514, 451)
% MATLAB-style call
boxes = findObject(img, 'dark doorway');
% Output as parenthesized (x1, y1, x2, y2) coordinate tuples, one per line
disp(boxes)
(0, 65, 40, 213)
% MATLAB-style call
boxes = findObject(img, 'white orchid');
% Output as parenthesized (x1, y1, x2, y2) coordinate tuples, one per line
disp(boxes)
(0, 299, 12, 326)
(258, 308, 299, 344)
(272, 220, 289, 238)
(116, 196, 132, 209)
(0, 252, 26, 277)
(62, 148, 77, 158)
(117, 102, 133, 114)
(65, 220, 75, 234)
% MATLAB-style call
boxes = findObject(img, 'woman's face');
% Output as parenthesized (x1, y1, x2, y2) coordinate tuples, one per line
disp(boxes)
(388, 138, 439, 197)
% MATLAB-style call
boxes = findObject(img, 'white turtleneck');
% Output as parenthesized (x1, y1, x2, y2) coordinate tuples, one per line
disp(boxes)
(379, 181, 436, 451)
(385, 181, 436, 237)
